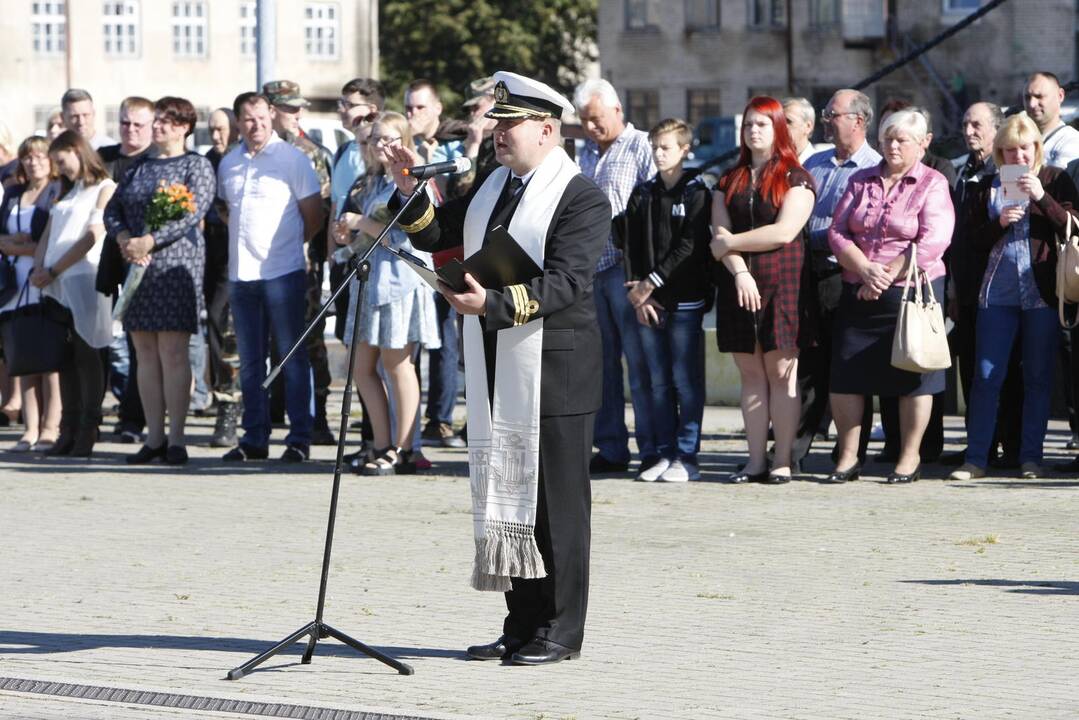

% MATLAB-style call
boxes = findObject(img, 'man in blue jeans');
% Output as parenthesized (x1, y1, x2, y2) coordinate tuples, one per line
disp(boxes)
(216, 91, 323, 462)
(574, 79, 658, 476)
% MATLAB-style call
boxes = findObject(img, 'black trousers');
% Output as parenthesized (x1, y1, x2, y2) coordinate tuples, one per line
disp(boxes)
(116, 331, 145, 431)
(57, 318, 104, 429)
(503, 412, 593, 651)
(793, 270, 872, 467)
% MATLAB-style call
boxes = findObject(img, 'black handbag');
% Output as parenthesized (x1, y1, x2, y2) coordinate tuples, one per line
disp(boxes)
(0, 280, 70, 376)
(0, 257, 16, 307)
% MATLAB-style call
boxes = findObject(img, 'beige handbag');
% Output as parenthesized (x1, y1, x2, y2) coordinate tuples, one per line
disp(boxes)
(891, 246, 952, 373)
(1056, 212, 1079, 328)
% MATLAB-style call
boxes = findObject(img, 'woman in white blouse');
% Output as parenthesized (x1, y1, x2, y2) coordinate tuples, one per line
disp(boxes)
(29, 131, 116, 457)
(0, 136, 62, 452)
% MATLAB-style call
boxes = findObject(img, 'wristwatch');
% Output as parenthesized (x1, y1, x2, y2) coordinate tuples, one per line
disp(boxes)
(46, 265, 57, 279)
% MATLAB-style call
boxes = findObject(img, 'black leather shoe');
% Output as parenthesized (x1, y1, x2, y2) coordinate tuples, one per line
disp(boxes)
(589, 453, 629, 475)
(466, 635, 525, 661)
(765, 471, 791, 484)
(509, 638, 580, 666)
(886, 465, 921, 484)
(1053, 457, 1079, 472)
(127, 443, 167, 464)
(727, 467, 769, 484)
(824, 464, 861, 484)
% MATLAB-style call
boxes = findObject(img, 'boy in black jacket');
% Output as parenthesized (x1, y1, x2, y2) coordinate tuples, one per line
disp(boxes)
(615, 118, 712, 482)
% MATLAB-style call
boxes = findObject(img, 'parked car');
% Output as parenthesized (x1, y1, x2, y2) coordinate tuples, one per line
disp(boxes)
(686, 115, 740, 171)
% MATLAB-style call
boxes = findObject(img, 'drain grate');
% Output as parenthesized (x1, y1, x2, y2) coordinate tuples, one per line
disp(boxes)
(0, 676, 439, 719)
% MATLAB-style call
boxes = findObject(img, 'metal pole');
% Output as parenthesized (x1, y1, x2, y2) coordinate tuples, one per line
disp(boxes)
(785, 0, 794, 95)
(256, 0, 277, 91)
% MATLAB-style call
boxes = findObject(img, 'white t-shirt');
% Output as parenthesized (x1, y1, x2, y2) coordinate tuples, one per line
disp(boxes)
(217, 134, 321, 282)
(1042, 123, 1079, 169)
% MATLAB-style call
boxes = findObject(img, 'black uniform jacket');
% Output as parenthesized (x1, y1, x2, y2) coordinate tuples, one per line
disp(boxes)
(391, 168, 611, 418)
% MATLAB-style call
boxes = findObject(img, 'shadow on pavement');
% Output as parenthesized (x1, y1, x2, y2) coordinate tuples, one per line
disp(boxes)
(900, 579, 1079, 595)
(0, 630, 465, 661)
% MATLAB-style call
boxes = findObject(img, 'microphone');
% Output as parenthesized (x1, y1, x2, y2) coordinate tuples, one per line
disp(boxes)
(403, 156, 471, 179)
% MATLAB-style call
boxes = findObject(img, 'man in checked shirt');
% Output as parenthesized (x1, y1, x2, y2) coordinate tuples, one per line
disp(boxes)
(574, 79, 659, 479)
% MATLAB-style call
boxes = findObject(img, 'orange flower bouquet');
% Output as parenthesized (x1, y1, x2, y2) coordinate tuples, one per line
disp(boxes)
(145, 180, 197, 231)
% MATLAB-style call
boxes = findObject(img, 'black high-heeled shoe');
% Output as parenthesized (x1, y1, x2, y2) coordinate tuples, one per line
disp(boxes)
(727, 467, 769, 484)
(824, 464, 861, 484)
(766, 471, 791, 484)
(127, 443, 168, 464)
(886, 465, 920, 484)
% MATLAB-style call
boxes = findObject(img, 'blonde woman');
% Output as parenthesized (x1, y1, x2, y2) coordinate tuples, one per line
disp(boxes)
(338, 112, 440, 475)
(951, 114, 1079, 481)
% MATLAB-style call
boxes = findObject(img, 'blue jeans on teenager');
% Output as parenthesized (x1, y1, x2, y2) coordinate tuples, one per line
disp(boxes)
(592, 265, 655, 463)
(425, 294, 459, 426)
(966, 304, 1058, 467)
(230, 269, 313, 449)
(637, 307, 706, 464)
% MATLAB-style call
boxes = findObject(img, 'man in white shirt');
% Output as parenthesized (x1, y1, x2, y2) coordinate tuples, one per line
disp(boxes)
(1025, 71, 1079, 170)
(1025, 71, 1079, 449)
(217, 92, 324, 463)
(61, 88, 116, 151)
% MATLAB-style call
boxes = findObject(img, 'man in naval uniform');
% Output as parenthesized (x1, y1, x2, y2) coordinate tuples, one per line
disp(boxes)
(385, 71, 610, 666)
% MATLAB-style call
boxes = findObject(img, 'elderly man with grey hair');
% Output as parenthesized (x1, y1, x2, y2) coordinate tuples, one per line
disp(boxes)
(573, 78, 659, 479)
(795, 89, 881, 473)
(782, 97, 830, 164)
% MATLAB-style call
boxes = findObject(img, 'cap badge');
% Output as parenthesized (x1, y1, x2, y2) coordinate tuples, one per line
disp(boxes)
(494, 82, 509, 103)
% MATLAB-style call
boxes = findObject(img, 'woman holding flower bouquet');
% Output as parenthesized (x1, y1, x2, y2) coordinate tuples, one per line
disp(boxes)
(104, 97, 215, 465)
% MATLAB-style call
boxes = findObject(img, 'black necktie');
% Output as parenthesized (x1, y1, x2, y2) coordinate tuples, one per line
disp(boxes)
(488, 175, 525, 234)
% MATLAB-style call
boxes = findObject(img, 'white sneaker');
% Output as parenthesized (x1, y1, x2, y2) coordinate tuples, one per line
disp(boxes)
(948, 463, 985, 481)
(658, 459, 691, 483)
(636, 457, 670, 482)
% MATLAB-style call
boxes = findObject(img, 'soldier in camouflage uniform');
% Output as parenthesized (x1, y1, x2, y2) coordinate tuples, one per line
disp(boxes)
(204, 107, 242, 447)
(263, 80, 337, 445)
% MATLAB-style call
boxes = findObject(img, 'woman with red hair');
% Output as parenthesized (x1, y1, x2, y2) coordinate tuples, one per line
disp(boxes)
(711, 96, 816, 484)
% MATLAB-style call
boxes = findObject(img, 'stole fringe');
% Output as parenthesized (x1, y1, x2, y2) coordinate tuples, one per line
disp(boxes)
(469, 524, 546, 592)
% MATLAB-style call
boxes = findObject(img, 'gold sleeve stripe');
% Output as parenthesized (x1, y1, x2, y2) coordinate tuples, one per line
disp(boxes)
(398, 201, 434, 234)
(509, 284, 527, 326)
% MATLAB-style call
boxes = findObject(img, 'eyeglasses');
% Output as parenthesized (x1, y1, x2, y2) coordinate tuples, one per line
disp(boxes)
(821, 110, 860, 122)
(369, 135, 401, 147)
(351, 112, 379, 126)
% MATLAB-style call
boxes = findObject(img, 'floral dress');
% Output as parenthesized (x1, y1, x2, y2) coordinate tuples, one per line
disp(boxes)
(104, 152, 215, 333)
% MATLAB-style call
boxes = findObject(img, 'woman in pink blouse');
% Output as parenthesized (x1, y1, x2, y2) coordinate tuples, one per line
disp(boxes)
(826, 109, 954, 484)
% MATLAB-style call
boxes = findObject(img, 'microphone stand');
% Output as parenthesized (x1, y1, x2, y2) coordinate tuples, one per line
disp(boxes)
(226, 178, 431, 680)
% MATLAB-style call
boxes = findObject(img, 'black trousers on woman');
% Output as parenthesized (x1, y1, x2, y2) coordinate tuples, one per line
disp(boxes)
(53, 304, 104, 435)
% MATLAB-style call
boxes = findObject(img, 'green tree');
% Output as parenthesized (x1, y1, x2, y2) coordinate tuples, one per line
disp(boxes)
(379, 0, 597, 115)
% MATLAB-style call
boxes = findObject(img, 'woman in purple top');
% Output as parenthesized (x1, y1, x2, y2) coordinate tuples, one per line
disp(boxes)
(826, 109, 954, 484)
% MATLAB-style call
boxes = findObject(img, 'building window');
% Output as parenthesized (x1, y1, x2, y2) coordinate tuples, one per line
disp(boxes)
(31, 1, 66, 55)
(943, 0, 981, 14)
(687, 89, 721, 126)
(747, 0, 786, 28)
(625, 0, 655, 30)
(171, 1, 208, 58)
(103, 1, 139, 57)
(624, 89, 660, 132)
(304, 2, 339, 59)
(239, 1, 257, 57)
(809, 0, 839, 28)
(685, 0, 720, 30)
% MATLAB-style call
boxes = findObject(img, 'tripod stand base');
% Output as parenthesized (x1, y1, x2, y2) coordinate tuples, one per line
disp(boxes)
(226, 620, 414, 680)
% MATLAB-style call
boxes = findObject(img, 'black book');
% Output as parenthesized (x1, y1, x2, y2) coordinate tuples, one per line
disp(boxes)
(393, 225, 543, 293)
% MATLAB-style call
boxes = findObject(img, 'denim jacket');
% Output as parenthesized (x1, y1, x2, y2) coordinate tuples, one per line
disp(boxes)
(359, 174, 435, 307)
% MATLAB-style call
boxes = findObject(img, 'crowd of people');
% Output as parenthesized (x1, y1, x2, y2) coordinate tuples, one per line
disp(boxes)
(2, 69, 1079, 482)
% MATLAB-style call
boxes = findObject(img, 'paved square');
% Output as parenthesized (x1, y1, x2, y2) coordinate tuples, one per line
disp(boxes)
(1, 405, 1076, 719)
